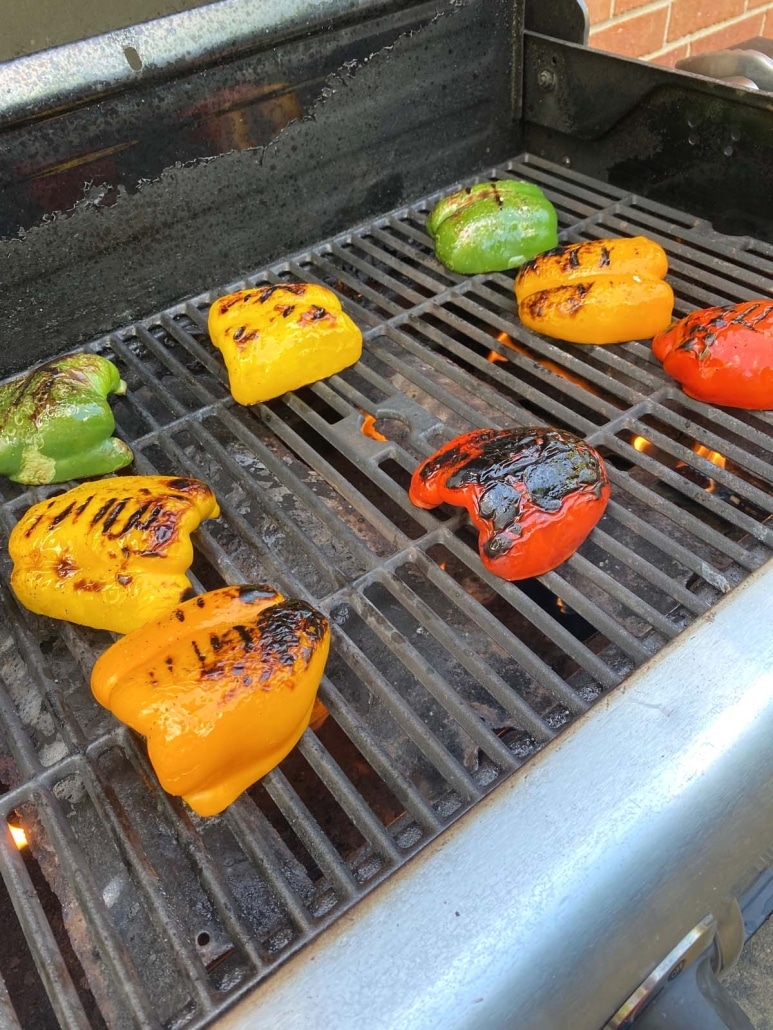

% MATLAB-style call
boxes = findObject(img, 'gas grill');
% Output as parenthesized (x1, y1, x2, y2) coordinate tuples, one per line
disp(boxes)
(1, 1, 772, 1027)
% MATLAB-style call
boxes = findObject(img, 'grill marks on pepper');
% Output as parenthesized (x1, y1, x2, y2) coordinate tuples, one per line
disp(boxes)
(423, 428, 607, 554)
(152, 600, 328, 698)
(674, 300, 773, 357)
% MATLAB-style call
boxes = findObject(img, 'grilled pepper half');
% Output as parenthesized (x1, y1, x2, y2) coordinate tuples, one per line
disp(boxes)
(0, 354, 133, 485)
(91, 584, 330, 817)
(426, 180, 558, 274)
(208, 282, 362, 405)
(9, 476, 219, 634)
(515, 236, 673, 345)
(410, 427, 610, 580)
(652, 299, 773, 409)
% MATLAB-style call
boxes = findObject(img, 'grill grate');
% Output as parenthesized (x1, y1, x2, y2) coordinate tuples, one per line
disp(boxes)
(0, 153, 771, 1028)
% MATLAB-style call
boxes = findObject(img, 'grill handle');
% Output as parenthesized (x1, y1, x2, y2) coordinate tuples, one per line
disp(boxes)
(636, 955, 754, 1030)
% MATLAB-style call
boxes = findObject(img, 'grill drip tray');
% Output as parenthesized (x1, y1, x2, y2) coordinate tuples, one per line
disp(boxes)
(0, 154, 771, 1028)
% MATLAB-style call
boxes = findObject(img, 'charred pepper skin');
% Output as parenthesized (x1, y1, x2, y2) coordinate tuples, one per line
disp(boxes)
(9, 476, 220, 634)
(90, 584, 331, 817)
(426, 180, 558, 274)
(515, 236, 673, 345)
(208, 282, 362, 405)
(410, 427, 610, 580)
(0, 353, 133, 484)
(652, 300, 773, 409)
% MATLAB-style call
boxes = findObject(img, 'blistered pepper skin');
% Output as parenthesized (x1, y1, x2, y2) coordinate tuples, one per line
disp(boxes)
(410, 427, 610, 580)
(426, 180, 558, 274)
(91, 584, 331, 817)
(515, 236, 673, 345)
(208, 282, 362, 405)
(9, 476, 220, 634)
(652, 300, 773, 409)
(0, 354, 133, 484)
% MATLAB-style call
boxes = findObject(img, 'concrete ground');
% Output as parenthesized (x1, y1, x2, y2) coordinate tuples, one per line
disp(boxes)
(724, 916, 773, 1029)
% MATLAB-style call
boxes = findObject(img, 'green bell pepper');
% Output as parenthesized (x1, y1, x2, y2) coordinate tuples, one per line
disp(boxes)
(426, 180, 558, 274)
(0, 353, 133, 485)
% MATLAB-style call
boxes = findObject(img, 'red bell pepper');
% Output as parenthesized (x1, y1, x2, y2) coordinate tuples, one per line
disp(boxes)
(409, 427, 610, 580)
(652, 300, 773, 409)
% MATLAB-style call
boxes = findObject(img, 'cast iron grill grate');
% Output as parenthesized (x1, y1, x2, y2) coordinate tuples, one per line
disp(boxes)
(0, 154, 771, 1028)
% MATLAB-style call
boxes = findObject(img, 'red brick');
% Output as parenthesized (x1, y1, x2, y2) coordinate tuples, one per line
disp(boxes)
(668, 0, 746, 42)
(746, 0, 773, 10)
(648, 43, 690, 65)
(589, 7, 668, 57)
(585, 0, 612, 22)
(763, 9, 773, 35)
(688, 13, 765, 55)
(614, 0, 653, 15)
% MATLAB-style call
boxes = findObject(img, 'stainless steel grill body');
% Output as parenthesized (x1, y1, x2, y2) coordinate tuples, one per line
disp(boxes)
(0, 151, 771, 1027)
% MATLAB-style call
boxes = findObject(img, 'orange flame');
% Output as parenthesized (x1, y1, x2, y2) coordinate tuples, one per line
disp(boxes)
(556, 597, 570, 616)
(8, 824, 27, 849)
(359, 410, 388, 442)
(692, 442, 727, 470)
(631, 435, 656, 455)
(487, 332, 600, 395)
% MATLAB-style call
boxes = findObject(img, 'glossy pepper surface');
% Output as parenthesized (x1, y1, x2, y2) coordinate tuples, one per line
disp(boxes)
(652, 299, 773, 409)
(515, 236, 673, 345)
(426, 180, 558, 274)
(91, 584, 331, 817)
(0, 354, 133, 485)
(9, 476, 219, 634)
(208, 282, 362, 405)
(410, 427, 610, 580)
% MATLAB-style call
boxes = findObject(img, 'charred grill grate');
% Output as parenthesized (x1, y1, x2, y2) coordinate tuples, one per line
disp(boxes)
(0, 154, 771, 1028)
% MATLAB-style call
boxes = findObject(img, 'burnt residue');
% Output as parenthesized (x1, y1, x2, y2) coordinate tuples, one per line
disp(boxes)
(256, 284, 307, 304)
(298, 305, 330, 324)
(519, 239, 615, 280)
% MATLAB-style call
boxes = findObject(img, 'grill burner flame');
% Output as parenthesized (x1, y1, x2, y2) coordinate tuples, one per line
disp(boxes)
(8, 824, 27, 849)
(630, 435, 728, 493)
(359, 410, 388, 442)
(487, 332, 600, 396)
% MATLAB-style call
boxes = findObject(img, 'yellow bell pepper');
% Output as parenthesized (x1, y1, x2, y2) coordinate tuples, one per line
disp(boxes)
(514, 236, 674, 345)
(208, 282, 363, 405)
(9, 476, 219, 634)
(90, 584, 331, 816)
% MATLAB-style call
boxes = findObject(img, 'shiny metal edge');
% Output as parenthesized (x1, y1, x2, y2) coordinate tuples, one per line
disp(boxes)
(219, 556, 773, 1030)
(0, 0, 406, 126)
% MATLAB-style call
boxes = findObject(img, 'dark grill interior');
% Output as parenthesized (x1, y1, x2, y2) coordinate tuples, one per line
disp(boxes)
(0, 153, 771, 1028)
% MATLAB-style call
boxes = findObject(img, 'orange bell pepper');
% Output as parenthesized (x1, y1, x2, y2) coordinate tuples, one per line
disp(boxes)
(515, 236, 674, 345)
(91, 584, 330, 817)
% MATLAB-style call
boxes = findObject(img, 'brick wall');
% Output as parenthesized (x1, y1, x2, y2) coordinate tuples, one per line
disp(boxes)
(587, 0, 773, 66)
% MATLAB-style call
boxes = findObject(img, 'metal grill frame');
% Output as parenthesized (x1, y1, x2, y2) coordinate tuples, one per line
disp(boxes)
(0, 153, 771, 1029)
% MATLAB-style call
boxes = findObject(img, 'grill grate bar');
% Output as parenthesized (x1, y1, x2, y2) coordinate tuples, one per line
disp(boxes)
(224, 797, 315, 935)
(261, 768, 358, 901)
(331, 629, 481, 803)
(351, 590, 521, 771)
(0, 822, 93, 1030)
(625, 418, 773, 514)
(410, 546, 587, 715)
(81, 755, 218, 1010)
(296, 731, 403, 864)
(602, 499, 731, 594)
(382, 568, 561, 737)
(589, 527, 710, 615)
(606, 438, 773, 552)
(436, 532, 621, 689)
(35, 786, 160, 1025)
(557, 552, 681, 641)
(315, 677, 443, 833)
(0, 970, 23, 1030)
